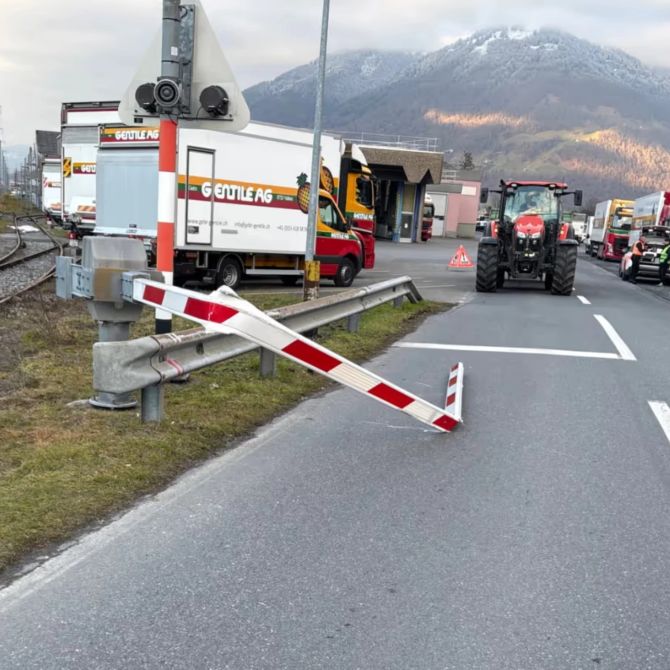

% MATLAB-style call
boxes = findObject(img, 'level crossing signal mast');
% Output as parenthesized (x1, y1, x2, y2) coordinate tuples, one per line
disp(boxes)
(119, 0, 250, 334)
(118, 0, 249, 131)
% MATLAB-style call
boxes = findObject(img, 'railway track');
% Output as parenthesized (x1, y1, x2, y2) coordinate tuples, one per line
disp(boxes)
(0, 214, 64, 305)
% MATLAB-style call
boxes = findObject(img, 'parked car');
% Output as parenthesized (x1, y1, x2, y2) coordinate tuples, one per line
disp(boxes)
(619, 227, 670, 283)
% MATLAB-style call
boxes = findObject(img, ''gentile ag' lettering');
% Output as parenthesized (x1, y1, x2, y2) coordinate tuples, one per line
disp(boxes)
(201, 182, 273, 204)
(114, 129, 160, 142)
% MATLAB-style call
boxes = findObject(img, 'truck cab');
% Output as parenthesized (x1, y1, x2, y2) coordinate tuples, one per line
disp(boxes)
(421, 198, 434, 242)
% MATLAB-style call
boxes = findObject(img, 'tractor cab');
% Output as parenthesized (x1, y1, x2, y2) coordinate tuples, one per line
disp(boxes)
(501, 184, 562, 275)
(477, 180, 582, 295)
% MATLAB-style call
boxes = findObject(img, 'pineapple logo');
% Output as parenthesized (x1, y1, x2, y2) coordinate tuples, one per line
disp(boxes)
(320, 165, 334, 195)
(297, 173, 311, 214)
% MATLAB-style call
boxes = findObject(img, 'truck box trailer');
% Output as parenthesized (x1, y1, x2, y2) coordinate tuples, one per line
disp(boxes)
(632, 191, 670, 231)
(95, 125, 160, 242)
(41, 158, 62, 223)
(94, 122, 376, 288)
(61, 101, 121, 231)
(588, 198, 634, 260)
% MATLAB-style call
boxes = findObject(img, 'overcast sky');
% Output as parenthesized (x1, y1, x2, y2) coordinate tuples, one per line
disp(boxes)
(1, 0, 669, 145)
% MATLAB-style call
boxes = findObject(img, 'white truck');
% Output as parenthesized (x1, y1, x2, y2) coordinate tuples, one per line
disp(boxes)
(571, 212, 587, 242)
(632, 191, 670, 232)
(95, 122, 376, 288)
(40, 158, 62, 223)
(61, 101, 121, 231)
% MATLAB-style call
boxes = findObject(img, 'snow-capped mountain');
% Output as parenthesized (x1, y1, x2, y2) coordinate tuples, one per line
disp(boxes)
(245, 28, 670, 201)
(244, 50, 420, 128)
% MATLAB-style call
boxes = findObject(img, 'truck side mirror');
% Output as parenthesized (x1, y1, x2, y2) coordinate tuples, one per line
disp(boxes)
(480, 188, 489, 204)
(573, 190, 583, 207)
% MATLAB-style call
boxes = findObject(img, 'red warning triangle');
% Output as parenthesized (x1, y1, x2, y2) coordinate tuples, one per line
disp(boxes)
(448, 245, 474, 269)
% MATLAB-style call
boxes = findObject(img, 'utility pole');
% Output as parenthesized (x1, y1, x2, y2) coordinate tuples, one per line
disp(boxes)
(303, 0, 331, 302)
(155, 0, 181, 335)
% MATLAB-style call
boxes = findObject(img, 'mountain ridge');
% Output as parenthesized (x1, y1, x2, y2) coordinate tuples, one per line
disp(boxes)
(245, 28, 670, 202)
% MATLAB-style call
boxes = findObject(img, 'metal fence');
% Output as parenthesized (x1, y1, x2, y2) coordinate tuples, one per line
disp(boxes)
(330, 131, 440, 153)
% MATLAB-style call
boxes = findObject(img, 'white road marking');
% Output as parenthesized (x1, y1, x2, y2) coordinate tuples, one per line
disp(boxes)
(594, 315, 637, 361)
(577, 295, 591, 305)
(649, 402, 670, 444)
(395, 342, 621, 360)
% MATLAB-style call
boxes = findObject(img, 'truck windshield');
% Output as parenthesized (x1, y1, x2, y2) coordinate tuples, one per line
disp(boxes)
(504, 187, 559, 223)
(319, 197, 347, 232)
(355, 177, 373, 208)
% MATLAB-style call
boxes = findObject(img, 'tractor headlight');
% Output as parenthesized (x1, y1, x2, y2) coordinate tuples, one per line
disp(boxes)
(531, 233, 542, 239)
(516, 231, 527, 239)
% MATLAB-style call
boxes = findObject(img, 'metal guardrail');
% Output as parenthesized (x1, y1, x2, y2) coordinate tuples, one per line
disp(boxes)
(93, 276, 423, 398)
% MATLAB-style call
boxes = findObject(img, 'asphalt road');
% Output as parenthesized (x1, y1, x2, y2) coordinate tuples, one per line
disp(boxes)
(2, 241, 670, 669)
(237, 237, 478, 305)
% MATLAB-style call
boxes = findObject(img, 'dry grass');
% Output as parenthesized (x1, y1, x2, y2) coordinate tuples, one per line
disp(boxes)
(0, 282, 445, 577)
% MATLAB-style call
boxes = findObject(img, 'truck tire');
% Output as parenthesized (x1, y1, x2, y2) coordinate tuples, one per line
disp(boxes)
(475, 244, 498, 292)
(551, 245, 577, 296)
(334, 258, 356, 287)
(216, 256, 243, 290)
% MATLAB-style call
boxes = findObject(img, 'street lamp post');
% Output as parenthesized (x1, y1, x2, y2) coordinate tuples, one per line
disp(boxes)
(303, 0, 331, 302)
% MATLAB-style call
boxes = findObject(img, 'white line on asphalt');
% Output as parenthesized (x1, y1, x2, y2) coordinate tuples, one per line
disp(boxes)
(649, 402, 670, 444)
(577, 295, 591, 305)
(394, 342, 621, 360)
(594, 315, 637, 361)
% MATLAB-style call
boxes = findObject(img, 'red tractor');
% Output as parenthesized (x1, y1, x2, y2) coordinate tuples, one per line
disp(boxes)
(476, 180, 583, 295)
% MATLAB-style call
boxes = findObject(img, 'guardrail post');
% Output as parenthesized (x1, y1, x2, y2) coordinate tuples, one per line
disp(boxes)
(347, 313, 361, 332)
(89, 321, 138, 410)
(393, 296, 404, 308)
(141, 384, 164, 422)
(260, 348, 277, 378)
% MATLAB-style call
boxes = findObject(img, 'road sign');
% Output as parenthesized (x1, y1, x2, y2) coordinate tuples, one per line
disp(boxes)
(118, 0, 250, 132)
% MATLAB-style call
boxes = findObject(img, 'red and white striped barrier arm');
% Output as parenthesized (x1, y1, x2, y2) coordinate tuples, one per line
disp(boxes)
(445, 363, 464, 423)
(133, 279, 463, 433)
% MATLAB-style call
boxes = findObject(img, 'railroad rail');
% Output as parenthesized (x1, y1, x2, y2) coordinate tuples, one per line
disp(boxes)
(0, 215, 64, 304)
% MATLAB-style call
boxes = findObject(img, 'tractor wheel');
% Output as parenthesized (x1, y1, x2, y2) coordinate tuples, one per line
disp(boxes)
(496, 269, 505, 288)
(551, 245, 578, 296)
(544, 273, 554, 291)
(476, 244, 498, 292)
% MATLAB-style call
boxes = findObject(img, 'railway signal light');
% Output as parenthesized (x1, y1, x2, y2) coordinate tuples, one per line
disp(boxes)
(135, 82, 157, 114)
(199, 85, 229, 117)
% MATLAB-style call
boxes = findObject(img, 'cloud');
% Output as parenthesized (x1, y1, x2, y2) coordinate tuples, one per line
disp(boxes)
(0, 0, 669, 144)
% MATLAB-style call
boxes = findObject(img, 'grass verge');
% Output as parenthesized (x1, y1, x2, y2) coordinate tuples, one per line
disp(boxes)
(0, 283, 446, 577)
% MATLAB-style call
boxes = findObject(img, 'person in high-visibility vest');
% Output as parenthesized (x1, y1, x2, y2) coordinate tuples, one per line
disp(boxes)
(658, 238, 670, 286)
(630, 236, 646, 284)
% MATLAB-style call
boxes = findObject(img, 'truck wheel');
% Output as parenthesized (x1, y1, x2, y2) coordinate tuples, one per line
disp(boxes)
(334, 258, 356, 287)
(544, 273, 554, 291)
(216, 256, 243, 290)
(475, 244, 498, 292)
(551, 245, 577, 296)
